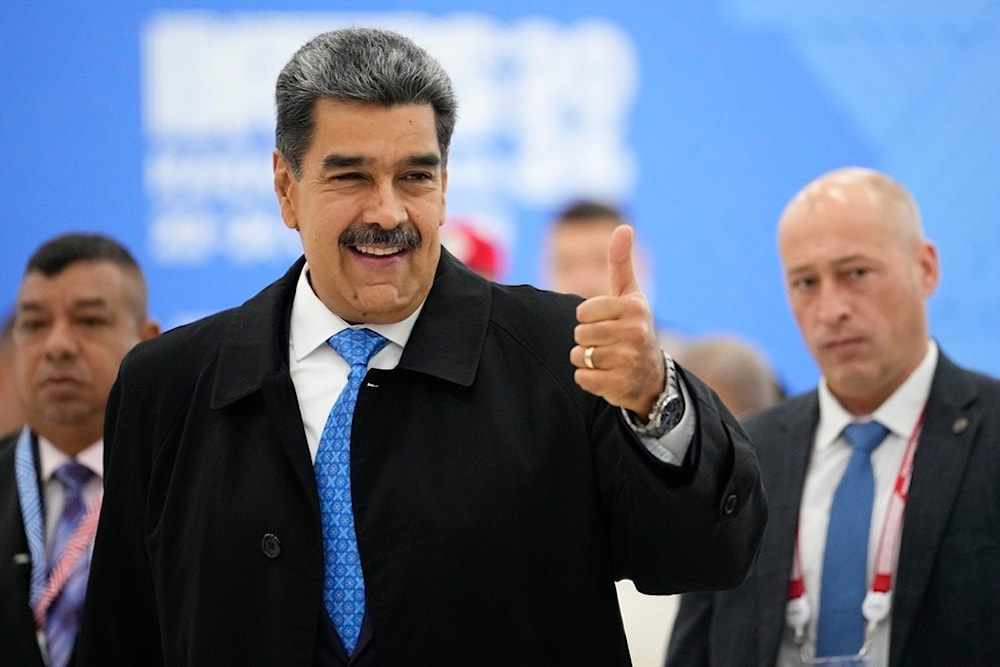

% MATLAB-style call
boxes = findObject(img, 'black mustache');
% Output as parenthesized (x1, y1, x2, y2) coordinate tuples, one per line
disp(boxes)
(339, 224, 421, 250)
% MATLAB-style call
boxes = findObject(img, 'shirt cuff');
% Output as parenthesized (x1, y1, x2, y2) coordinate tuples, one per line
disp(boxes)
(628, 375, 696, 465)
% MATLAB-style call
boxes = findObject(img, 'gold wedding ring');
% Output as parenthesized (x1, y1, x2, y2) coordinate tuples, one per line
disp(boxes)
(584, 346, 596, 370)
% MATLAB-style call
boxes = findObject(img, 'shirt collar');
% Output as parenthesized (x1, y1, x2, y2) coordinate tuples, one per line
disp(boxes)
(289, 262, 423, 362)
(817, 340, 938, 449)
(37, 434, 104, 482)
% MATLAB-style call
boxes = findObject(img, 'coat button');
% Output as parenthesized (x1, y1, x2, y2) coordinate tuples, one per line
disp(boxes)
(722, 494, 738, 515)
(261, 533, 281, 559)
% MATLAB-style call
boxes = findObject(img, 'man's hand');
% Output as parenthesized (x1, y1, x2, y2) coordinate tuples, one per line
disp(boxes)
(571, 225, 665, 419)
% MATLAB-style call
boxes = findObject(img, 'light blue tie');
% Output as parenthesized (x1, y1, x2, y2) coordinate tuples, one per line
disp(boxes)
(316, 327, 388, 655)
(45, 461, 94, 667)
(816, 421, 890, 657)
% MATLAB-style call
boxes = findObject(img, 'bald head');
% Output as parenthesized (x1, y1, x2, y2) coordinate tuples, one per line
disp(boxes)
(780, 167, 924, 251)
(777, 167, 939, 416)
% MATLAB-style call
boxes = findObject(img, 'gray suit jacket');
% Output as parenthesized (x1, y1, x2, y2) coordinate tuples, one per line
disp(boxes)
(666, 351, 1000, 667)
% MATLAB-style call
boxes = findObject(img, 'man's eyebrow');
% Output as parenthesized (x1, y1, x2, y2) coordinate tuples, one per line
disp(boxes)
(71, 297, 110, 309)
(321, 154, 370, 171)
(16, 296, 108, 316)
(319, 153, 441, 171)
(784, 265, 814, 277)
(405, 154, 441, 168)
(17, 300, 45, 314)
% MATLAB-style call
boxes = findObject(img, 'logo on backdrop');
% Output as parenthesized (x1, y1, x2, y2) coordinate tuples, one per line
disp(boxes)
(142, 12, 640, 268)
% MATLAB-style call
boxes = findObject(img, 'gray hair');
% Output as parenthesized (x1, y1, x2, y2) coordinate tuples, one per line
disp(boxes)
(275, 27, 459, 177)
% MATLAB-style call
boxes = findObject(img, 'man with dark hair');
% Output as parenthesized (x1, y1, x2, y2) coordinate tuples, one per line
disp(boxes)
(78, 28, 766, 666)
(0, 233, 158, 667)
(545, 199, 633, 300)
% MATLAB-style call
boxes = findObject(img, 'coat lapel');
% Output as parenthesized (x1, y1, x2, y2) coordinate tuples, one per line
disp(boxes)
(203, 251, 492, 660)
(208, 257, 319, 503)
(396, 248, 492, 387)
(889, 353, 979, 665)
(750, 393, 819, 665)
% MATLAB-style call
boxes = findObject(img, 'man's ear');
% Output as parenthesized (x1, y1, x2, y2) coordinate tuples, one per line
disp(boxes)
(917, 239, 940, 298)
(273, 150, 299, 231)
(139, 319, 161, 341)
(439, 169, 448, 227)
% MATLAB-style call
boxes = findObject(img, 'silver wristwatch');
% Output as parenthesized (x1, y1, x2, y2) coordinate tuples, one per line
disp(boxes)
(626, 350, 685, 438)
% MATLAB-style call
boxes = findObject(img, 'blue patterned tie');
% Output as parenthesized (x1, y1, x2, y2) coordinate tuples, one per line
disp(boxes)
(816, 421, 890, 657)
(46, 461, 94, 667)
(316, 328, 389, 655)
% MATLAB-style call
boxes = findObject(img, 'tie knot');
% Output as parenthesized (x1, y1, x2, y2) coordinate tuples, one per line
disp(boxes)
(841, 421, 889, 455)
(53, 460, 93, 491)
(328, 328, 389, 368)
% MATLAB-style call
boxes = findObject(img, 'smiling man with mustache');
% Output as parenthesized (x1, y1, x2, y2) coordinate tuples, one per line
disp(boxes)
(0, 234, 158, 667)
(77, 28, 767, 667)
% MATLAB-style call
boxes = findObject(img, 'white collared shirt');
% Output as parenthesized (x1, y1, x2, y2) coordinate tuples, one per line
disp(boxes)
(288, 265, 693, 464)
(778, 341, 938, 667)
(38, 436, 103, 551)
(289, 266, 422, 462)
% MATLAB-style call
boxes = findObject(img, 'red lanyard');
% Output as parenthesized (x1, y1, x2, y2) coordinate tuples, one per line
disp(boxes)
(786, 410, 925, 644)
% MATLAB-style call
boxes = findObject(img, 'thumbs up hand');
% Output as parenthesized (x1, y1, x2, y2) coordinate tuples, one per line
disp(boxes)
(572, 225, 665, 419)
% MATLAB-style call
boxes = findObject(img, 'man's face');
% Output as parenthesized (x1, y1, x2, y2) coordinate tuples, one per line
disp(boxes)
(12, 260, 154, 450)
(545, 220, 618, 299)
(778, 188, 939, 414)
(274, 100, 448, 324)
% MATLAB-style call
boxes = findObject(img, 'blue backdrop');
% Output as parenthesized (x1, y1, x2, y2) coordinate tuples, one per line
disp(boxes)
(3, 1, 998, 395)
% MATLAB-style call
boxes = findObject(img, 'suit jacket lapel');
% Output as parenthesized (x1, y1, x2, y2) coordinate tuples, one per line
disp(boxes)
(889, 353, 979, 665)
(396, 248, 491, 386)
(208, 257, 318, 505)
(750, 393, 819, 666)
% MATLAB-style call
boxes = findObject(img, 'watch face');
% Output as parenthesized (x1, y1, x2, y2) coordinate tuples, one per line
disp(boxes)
(661, 394, 684, 429)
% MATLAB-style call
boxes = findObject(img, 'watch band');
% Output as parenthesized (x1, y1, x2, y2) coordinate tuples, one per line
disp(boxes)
(624, 350, 685, 438)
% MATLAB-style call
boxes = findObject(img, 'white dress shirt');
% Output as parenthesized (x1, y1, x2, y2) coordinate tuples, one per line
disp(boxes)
(288, 265, 694, 464)
(778, 341, 938, 667)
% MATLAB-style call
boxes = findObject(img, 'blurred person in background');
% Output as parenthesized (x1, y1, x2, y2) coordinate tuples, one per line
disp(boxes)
(0, 233, 158, 667)
(667, 167, 1000, 667)
(675, 334, 784, 419)
(544, 199, 686, 355)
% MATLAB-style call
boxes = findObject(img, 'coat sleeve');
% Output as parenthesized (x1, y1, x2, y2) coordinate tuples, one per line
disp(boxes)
(76, 355, 165, 666)
(600, 365, 768, 594)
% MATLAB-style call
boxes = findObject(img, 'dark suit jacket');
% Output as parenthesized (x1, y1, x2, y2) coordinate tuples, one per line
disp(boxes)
(666, 352, 1000, 667)
(0, 431, 47, 667)
(77, 251, 766, 666)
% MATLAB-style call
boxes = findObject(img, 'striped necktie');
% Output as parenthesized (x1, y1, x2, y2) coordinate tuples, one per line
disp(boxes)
(45, 460, 94, 667)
